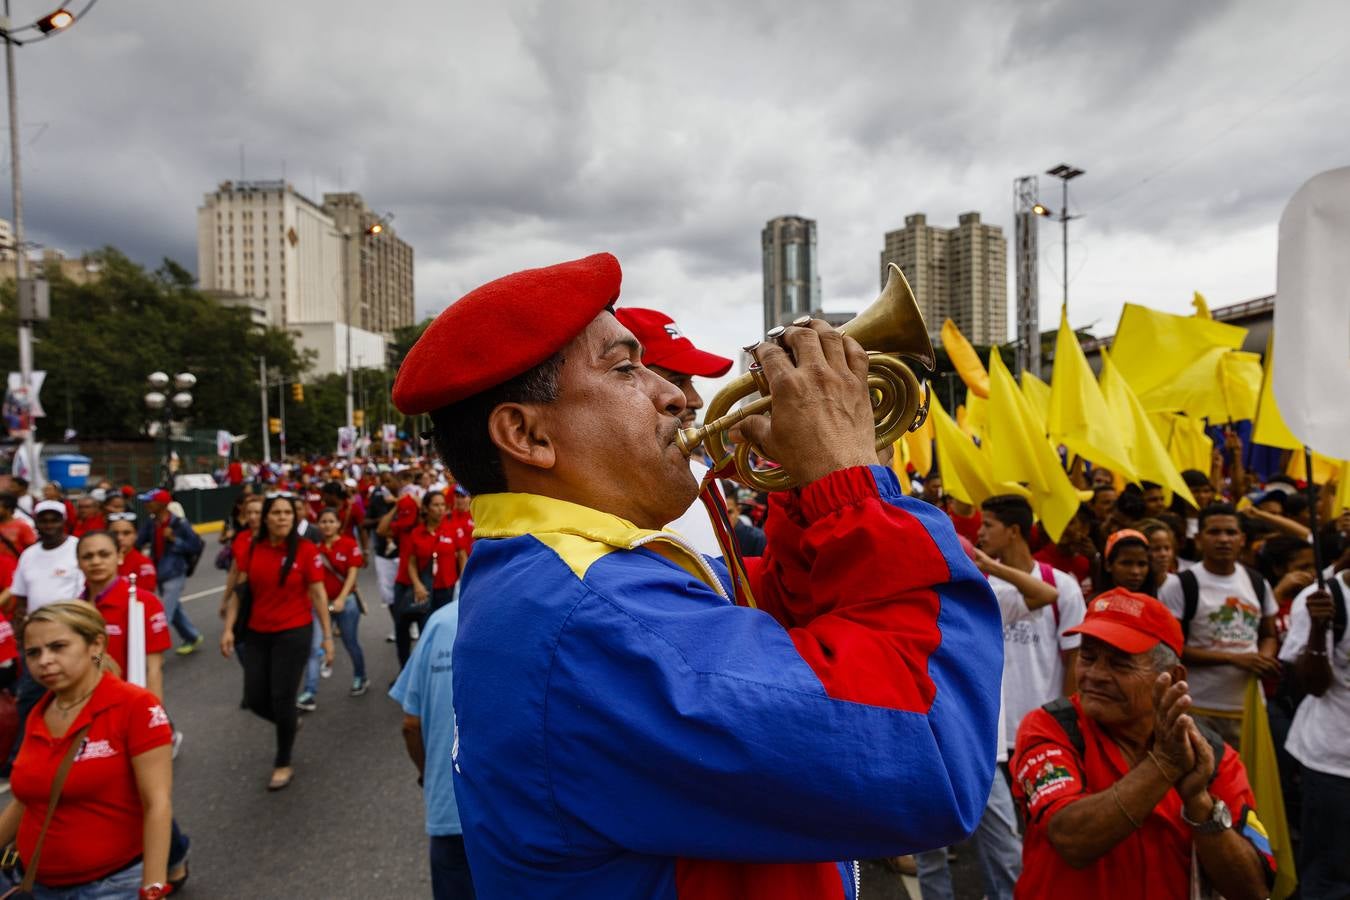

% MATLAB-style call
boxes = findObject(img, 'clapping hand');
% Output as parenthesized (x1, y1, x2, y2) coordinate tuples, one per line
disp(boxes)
(1151, 673, 1195, 782)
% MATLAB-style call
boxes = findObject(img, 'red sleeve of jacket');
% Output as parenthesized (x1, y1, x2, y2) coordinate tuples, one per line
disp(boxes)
(744, 465, 999, 713)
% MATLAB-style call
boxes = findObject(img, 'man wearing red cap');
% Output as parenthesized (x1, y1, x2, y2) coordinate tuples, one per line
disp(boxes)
(1011, 588, 1273, 899)
(393, 252, 1004, 900)
(614, 307, 733, 556)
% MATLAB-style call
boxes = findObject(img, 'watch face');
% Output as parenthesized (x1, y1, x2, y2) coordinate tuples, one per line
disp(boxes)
(1214, 799, 1232, 828)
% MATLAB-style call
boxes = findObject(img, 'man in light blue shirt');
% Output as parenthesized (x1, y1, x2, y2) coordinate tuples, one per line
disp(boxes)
(390, 602, 475, 899)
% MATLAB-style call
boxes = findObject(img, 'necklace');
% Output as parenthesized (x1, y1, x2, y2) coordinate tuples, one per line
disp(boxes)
(55, 686, 96, 715)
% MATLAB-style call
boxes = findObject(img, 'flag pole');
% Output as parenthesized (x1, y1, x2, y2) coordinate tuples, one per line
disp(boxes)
(1304, 446, 1326, 592)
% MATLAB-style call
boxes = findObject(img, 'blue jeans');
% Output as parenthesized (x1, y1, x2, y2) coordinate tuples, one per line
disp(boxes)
(303, 600, 366, 694)
(158, 575, 201, 645)
(430, 834, 476, 899)
(7, 858, 142, 899)
(1300, 766, 1350, 899)
(916, 770, 1021, 900)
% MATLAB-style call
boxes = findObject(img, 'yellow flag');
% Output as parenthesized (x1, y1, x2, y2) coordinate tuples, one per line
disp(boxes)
(941, 319, 990, 399)
(901, 408, 934, 478)
(988, 348, 1080, 540)
(1239, 678, 1298, 899)
(930, 393, 1009, 506)
(1047, 311, 1137, 480)
(1021, 370, 1051, 432)
(1340, 461, 1350, 514)
(1253, 336, 1302, 451)
(1149, 411, 1213, 475)
(1099, 350, 1198, 508)
(1192, 290, 1212, 318)
(961, 392, 989, 442)
(1284, 449, 1343, 487)
(1110, 302, 1246, 399)
(1137, 347, 1262, 421)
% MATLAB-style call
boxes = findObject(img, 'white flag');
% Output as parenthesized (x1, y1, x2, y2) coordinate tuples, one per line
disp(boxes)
(216, 430, 233, 457)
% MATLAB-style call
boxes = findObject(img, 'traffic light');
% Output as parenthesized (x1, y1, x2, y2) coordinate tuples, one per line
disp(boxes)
(353, 409, 365, 428)
(291, 383, 304, 403)
(268, 417, 281, 434)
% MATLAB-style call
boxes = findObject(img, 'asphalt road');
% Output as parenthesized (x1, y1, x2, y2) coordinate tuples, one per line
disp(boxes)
(161, 561, 981, 899)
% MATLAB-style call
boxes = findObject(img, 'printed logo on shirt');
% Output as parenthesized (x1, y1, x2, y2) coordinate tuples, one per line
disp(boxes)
(147, 705, 170, 730)
(1206, 596, 1261, 647)
(149, 611, 168, 634)
(1004, 620, 1044, 645)
(74, 739, 117, 762)
(1016, 745, 1080, 816)
(106, 624, 124, 637)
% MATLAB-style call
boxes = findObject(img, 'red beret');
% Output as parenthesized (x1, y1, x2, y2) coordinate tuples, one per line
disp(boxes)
(614, 307, 733, 378)
(393, 253, 622, 415)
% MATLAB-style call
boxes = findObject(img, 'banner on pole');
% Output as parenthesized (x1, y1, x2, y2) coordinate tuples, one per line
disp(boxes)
(337, 426, 356, 457)
(216, 430, 233, 458)
(382, 423, 397, 445)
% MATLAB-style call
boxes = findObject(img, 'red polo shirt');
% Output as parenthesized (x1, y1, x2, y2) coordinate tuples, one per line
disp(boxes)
(390, 493, 421, 586)
(117, 549, 158, 593)
(244, 539, 323, 633)
(87, 578, 171, 675)
(11, 673, 173, 886)
(0, 614, 16, 665)
(71, 514, 106, 538)
(1012, 697, 1271, 900)
(449, 510, 474, 557)
(317, 536, 363, 599)
(407, 521, 460, 589)
(0, 518, 36, 562)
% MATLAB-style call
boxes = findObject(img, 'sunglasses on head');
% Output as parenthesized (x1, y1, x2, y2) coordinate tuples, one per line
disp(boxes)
(106, 512, 137, 523)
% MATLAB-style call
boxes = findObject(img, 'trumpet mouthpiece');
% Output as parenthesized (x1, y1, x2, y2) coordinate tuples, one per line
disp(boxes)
(676, 426, 703, 456)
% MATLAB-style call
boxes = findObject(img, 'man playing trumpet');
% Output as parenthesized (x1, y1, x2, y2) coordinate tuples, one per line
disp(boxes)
(392, 252, 1004, 900)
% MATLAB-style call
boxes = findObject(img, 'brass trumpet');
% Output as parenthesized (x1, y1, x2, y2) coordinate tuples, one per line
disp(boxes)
(676, 263, 935, 492)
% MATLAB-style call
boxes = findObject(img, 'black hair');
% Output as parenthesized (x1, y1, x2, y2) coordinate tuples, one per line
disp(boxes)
(321, 481, 345, 498)
(1284, 493, 1310, 519)
(1106, 531, 1149, 564)
(981, 494, 1034, 540)
(1257, 491, 1288, 514)
(75, 529, 117, 554)
(253, 496, 301, 586)
(1092, 484, 1116, 498)
(427, 352, 565, 495)
(1197, 502, 1239, 532)
(12, 477, 28, 490)
(316, 507, 340, 521)
(0, 493, 15, 513)
(1181, 469, 1211, 489)
(1115, 490, 1147, 521)
(1140, 481, 1162, 492)
(1257, 534, 1313, 584)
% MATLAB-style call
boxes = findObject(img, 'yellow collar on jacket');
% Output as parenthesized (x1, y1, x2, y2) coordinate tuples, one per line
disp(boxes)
(470, 492, 725, 596)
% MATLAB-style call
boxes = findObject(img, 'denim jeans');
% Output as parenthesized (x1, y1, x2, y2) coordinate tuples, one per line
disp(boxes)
(915, 770, 1021, 900)
(303, 600, 366, 694)
(1300, 766, 1350, 899)
(430, 834, 476, 899)
(6, 858, 142, 899)
(158, 575, 201, 645)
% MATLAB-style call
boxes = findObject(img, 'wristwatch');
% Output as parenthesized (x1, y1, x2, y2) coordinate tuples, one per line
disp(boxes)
(1181, 797, 1231, 834)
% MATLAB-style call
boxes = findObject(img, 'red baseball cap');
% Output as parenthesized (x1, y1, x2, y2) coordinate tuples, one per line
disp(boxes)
(393, 253, 622, 415)
(614, 308, 733, 378)
(137, 489, 172, 505)
(1065, 587, 1184, 657)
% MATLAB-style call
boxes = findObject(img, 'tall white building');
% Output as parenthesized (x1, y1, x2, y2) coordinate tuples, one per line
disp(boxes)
(197, 180, 344, 328)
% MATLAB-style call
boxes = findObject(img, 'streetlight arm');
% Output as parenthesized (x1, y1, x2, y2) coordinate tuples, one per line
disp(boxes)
(0, 0, 101, 43)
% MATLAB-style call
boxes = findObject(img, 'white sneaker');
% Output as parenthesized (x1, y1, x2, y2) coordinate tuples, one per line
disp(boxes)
(410, 622, 420, 641)
(172, 730, 184, 759)
(320, 663, 333, 679)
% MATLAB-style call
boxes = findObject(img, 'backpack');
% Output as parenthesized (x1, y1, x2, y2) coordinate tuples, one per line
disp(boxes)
(1041, 697, 1226, 784)
(1176, 565, 1268, 640)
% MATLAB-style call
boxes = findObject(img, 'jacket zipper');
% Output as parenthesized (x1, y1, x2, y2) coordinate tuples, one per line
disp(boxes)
(853, 859, 861, 899)
(629, 533, 731, 602)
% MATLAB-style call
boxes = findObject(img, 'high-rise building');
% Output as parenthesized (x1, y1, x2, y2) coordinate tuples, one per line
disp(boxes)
(321, 192, 415, 335)
(880, 212, 1007, 346)
(197, 180, 344, 327)
(761, 215, 821, 334)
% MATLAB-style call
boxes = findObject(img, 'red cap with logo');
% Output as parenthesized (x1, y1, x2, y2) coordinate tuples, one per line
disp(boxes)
(1065, 587, 1184, 657)
(614, 307, 733, 378)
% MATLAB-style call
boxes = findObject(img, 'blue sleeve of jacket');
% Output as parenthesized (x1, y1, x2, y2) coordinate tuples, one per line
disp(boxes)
(542, 467, 1002, 863)
(171, 517, 203, 559)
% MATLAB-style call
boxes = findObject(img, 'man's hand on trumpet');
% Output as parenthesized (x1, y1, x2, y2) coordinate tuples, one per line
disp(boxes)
(738, 318, 879, 486)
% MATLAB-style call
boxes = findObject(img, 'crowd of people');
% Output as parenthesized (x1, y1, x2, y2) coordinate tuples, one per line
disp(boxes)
(0, 251, 1341, 899)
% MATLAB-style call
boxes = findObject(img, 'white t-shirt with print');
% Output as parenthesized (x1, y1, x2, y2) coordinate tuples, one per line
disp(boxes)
(11, 537, 83, 611)
(990, 563, 1086, 749)
(1278, 573, 1350, 779)
(1158, 565, 1277, 712)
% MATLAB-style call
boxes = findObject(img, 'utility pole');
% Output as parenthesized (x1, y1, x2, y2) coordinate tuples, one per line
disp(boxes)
(278, 377, 287, 461)
(1014, 176, 1041, 376)
(259, 356, 271, 464)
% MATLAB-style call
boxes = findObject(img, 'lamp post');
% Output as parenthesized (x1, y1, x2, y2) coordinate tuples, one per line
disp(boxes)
(1034, 163, 1085, 313)
(337, 216, 390, 429)
(144, 371, 194, 489)
(2, 1, 96, 486)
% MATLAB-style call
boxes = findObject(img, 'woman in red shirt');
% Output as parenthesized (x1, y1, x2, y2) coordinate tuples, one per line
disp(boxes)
(108, 512, 158, 593)
(76, 532, 171, 701)
(405, 491, 466, 615)
(0, 602, 174, 899)
(219, 495, 332, 791)
(308, 508, 367, 698)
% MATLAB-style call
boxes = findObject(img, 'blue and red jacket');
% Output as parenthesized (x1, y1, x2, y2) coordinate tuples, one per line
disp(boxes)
(452, 465, 1003, 899)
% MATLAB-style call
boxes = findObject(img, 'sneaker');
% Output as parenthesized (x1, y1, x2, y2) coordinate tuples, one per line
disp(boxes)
(410, 622, 420, 641)
(175, 635, 205, 656)
(172, 730, 184, 759)
(385, 633, 396, 643)
(350, 677, 370, 697)
(295, 692, 317, 712)
(320, 663, 333, 679)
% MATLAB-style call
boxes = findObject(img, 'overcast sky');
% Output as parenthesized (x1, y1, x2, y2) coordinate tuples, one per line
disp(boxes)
(10, 0, 1350, 369)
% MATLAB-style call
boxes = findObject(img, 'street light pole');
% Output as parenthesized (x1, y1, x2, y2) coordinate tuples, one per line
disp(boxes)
(344, 233, 354, 429)
(4, 2, 34, 483)
(1044, 164, 1085, 313)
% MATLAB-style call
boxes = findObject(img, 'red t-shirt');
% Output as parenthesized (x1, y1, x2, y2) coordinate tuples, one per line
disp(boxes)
(449, 510, 474, 557)
(948, 507, 982, 547)
(12, 674, 173, 886)
(1034, 543, 1092, 594)
(244, 539, 323, 632)
(87, 578, 171, 675)
(1011, 697, 1272, 900)
(0, 552, 16, 592)
(227, 462, 244, 485)
(0, 613, 16, 665)
(391, 494, 421, 586)
(0, 518, 36, 562)
(230, 529, 254, 565)
(71, 514, 106, 538)
(117, 549, 158, 594)
(407, 521, 460, 589)
(317, 536, 364, 599)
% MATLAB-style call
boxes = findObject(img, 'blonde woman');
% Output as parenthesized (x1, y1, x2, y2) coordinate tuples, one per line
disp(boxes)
(0, 602, 174, 899)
